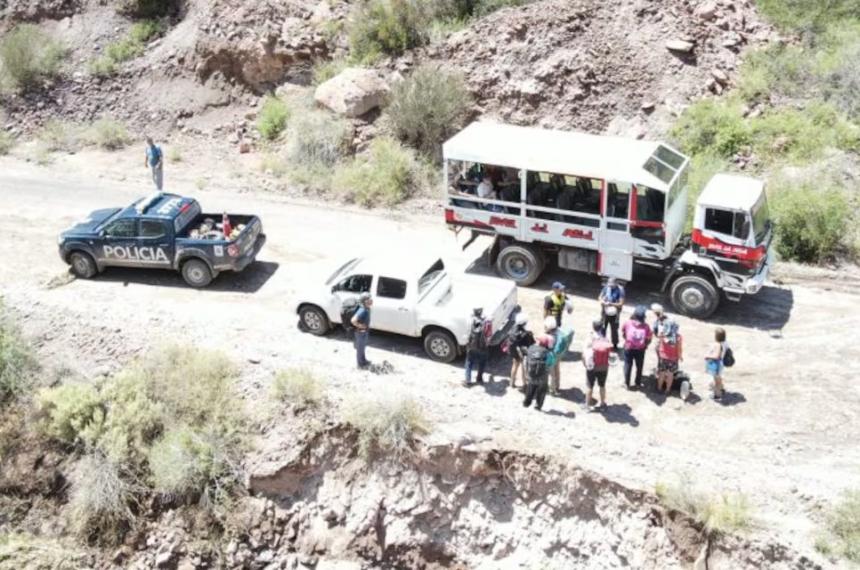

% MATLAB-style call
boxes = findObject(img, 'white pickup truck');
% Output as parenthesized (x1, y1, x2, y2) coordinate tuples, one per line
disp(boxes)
(294, 255, 519, 363)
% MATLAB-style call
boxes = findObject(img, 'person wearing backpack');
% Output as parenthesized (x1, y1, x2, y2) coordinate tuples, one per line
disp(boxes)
(598, 277, 625, 350)
(464, 308, 492, 386)
(583, 320, 612, 410)
(506, 313, 534, 389)
(523, 341, 550, 410)
(622, 305, 652, 389)
(705, 327, 730, 400)
(656, 319, 683, 395)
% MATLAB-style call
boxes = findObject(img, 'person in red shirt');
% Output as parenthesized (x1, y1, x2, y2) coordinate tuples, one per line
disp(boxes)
(621, 305, 652, 389)
(655, 319, 683, 394)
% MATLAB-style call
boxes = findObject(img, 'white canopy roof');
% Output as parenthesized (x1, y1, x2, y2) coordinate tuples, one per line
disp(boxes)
(442, 122, 684, 192)
(698, 174, 765, 211)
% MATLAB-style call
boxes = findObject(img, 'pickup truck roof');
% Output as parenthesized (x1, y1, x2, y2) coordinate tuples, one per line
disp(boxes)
(114, 193, 195, 222)
(350, 254, 444, 281)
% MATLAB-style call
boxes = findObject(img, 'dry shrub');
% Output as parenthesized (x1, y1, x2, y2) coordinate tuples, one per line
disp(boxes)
(66, 453, 137, 542)
(0, 309, 36, 405)
(0, 24, 65, 92)
(344, 396, 430, 460)
(85, 118, 131, 150)
(0, 533, 88, 569)
(38, 120, 81, 153)
(272, 369, 326, 408)
(817, 490, 860, 562)
(333, 137, 428, 207)
(656, 475, 752, 535)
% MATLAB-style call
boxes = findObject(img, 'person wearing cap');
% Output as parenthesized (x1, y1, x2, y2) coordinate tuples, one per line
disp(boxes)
(464, 307, 492, 386)
(506, 312, 534, 389)
(599, 277, 625, 350)
(544, 282, 573, 328)
(350, 293, 373, 369)
(621, 305, 652, 389)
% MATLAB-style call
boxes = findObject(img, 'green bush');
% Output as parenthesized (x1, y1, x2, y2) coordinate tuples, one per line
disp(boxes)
(38, 383, 105, 446)
(273, 369, 326, 408)
(771, 183, 851, 263)
(671, 99, 750, 158)
(85, 118, 131, 150)
(755, 0, 860, 34)
(749, 103, 859, 163)
(256, 95, 290, 141)
(67, 454, 136, 541)
(89, 56, 118, 77)
(821, 490, 860, 562)
(0, 24, 65, 92)
(0, 131, 13, 155)
(344, 396, 430, 460)
(348, 0, 428, 62)
(92, 20, 163, 76)
(333, 137, 424, 207)
(0, 313, 35, 405)
(385, 64, 472, 158)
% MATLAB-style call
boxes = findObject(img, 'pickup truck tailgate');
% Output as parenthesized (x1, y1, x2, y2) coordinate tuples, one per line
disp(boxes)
(236, 217, 262, 255)
(454, 275, 518, 344)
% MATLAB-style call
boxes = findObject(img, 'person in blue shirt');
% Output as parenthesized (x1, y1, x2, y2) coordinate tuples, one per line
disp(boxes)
(144, 137, 163, 190)
(350, 293, 373, 369)
(598, 277, 625, 350)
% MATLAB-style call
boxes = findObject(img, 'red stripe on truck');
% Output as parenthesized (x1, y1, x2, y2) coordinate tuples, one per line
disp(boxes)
(691, 229, 766, 269)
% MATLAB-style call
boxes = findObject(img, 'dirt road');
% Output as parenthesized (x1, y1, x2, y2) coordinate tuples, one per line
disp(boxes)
(1, 152, 858, 562)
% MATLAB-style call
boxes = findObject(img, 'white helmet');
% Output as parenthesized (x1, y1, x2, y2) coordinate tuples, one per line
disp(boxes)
(544, 316, 558, 331)
(651, 303, 665, 315)
(515, 312, 528, 326)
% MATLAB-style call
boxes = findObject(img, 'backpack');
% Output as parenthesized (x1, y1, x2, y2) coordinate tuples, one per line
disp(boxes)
(467, 318, 488, 352)
(546, 328, 574, 367)
(591, 339, 612, 371)
(526, 344, 549, 382)
(340, 298, 360, 332)
(626, 322, 649, 350)
(722, 345, 735, 367)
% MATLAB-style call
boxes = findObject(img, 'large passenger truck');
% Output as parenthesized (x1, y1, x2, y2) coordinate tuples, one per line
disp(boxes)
(442, 122, 774, 318)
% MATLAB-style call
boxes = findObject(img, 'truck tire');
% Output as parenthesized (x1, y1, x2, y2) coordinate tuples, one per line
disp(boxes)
(495, 243, 545, 286)
(68, 251, 97, 279)
(423, 329, 458, 363)
(299, 305, 330, 336)
(670, 274, 720, 319)
(181, 259, 213, 288)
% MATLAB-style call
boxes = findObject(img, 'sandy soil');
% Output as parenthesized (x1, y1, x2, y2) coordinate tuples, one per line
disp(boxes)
(1, 148, 858, 566)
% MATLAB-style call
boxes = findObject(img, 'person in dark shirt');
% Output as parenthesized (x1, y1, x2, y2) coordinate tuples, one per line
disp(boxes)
(350, 293, 373, 369)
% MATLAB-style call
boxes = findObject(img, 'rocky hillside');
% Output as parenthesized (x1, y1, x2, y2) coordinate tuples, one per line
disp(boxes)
(0, 0, 772, 142)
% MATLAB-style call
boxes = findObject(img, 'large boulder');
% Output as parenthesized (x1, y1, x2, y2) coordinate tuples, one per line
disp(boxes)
(314, 68, 389, 118)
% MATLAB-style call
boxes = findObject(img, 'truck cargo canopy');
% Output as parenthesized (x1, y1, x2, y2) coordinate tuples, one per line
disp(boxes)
(443, 122, 685, 192)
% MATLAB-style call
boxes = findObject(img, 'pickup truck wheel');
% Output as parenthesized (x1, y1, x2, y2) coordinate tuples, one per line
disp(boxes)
(299, 305, 330, 336)
(495, 243, 544, 287)
(423, 329, 458, 363)
(181, 259, 213, 288)
(69, 251, 97, 279)
(670, 274, 720, 319)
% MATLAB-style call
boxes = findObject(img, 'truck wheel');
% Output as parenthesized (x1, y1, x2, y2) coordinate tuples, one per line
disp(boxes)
(68, 251, 97, 279)
(181, 259, 213, 288)
(423, 329, 458, 363)
(495, 243, 545, 286)
(670, 274, 720, 319)
(299, 305, 330, 336)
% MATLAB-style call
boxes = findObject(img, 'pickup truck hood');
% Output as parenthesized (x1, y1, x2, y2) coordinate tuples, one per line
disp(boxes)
(425, 273, 518, 344)
(63, 208, 120, 236)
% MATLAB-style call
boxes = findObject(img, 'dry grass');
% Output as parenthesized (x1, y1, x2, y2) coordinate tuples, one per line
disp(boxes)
(67, 453, 137, 542)
(272, 368, 326, 408)
(344, 395, 430, 460)
(817, 490, 860, 562)
(656, 475, 753, 535)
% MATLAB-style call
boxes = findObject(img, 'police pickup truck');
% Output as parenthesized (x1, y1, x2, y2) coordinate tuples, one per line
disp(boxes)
(58, 193, 265, 287)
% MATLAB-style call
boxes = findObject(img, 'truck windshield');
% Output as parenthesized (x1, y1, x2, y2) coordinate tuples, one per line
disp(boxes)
(418, 259, 446, 295)
(752, 195, 771, 244)
(326, 258, 359, 285)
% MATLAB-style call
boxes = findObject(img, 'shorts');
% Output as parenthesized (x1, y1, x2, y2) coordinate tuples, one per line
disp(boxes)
(658, 358, 679, 373)
(705, 358, 723, 377)
(586, 369, 607, 389)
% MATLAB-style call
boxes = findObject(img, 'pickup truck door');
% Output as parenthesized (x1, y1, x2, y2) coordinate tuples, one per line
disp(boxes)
(330, 273, 373, 323)
(96, 218, 138, 268)
(137, 219, 175, 268)
(371, 276, 416, 336)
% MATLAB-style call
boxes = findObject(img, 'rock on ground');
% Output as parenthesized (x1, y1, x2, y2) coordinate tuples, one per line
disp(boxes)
(314, 68, 390, 118)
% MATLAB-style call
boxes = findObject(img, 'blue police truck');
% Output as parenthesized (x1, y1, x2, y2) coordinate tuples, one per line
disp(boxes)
(58, 193, 265, 287)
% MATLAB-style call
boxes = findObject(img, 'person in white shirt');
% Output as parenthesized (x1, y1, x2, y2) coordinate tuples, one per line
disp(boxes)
(477, 177, 495, 200)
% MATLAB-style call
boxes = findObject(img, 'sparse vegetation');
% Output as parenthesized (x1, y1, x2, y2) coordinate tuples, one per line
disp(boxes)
(273, 369, 326, 408)
(85, 118, 131, 150)
(167, 147, 182, 163)
(816, 490, 860, 563)
(347, 0, 428, 63)
(333, 137, 429, 207)
(67, 453, 137, 541)
(385, 64, 472, 159)
(0, 24, 65, 92)
(755, 0, 860, 35)
(344, 396, 430, 459)
(91, 20, 163, 76)
(285, 109, 351, 186)
(0, 533, 89, 569)
(259, 153, 289, 178)
(312, 58, 349, 85)
(656, 476, 752, 535)
(0, 309, 35, 406)
(38, 120, 81, 153)
(256, 95, 290, 141)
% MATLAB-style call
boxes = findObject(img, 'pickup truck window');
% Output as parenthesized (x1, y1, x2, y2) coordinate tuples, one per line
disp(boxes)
(378, 277, 407, 300)
(104, 219, 136, 238)
(418, 259, 445, 295)
(139, 220, 167, 239)
(336, 274, 372, 293)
